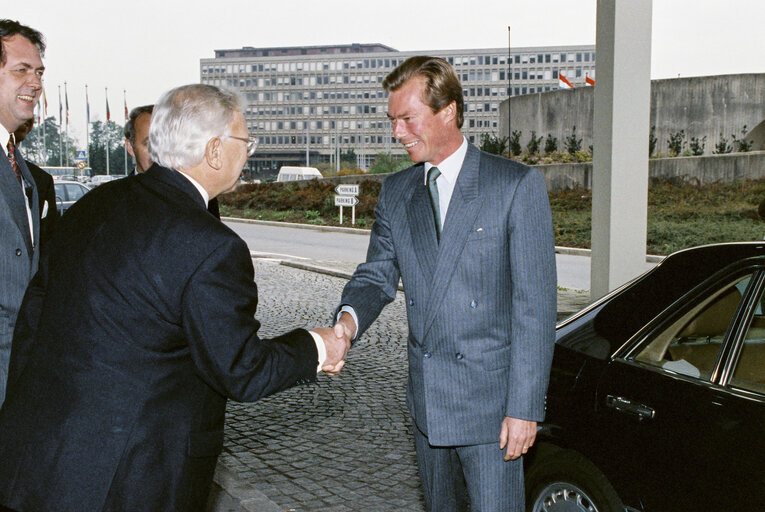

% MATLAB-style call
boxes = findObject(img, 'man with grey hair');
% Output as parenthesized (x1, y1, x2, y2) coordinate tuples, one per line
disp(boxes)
(0, 83, 349, 511)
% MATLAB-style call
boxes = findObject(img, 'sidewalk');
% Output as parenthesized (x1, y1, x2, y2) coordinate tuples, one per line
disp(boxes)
(207, 253, 592, 512)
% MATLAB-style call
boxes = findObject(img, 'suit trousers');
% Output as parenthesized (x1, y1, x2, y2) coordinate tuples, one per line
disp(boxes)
(413, 424, 524, 512)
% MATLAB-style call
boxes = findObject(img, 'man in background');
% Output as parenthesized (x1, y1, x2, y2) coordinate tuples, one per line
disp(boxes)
(0, 19, 45, 407)
(125, 103, 220, 217)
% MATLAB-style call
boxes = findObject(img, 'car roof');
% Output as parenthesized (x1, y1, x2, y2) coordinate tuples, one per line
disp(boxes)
(559, 242, 765, 357)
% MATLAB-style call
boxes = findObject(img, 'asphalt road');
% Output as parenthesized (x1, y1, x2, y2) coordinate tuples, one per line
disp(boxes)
(224, 219, 597, 290)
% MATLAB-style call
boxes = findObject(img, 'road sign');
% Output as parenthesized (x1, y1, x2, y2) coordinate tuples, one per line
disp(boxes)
(334, 195, 359, 207)
(76, 161, 86, 170)
(75, 150, 87, 162)
(335, 184, 359, 196)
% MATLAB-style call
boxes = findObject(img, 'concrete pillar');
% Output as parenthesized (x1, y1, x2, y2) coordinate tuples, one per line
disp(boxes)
(590, 0, 653, 299)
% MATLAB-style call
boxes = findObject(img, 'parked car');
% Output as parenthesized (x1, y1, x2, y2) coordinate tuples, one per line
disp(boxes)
(526, 241, 765, 512)
(89, 174, 125, 187)
(54, 180, 90, 214)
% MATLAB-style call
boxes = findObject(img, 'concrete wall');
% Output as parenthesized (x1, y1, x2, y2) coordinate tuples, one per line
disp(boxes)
(500, 73, 765, 156)
(321, 151, 765, 191)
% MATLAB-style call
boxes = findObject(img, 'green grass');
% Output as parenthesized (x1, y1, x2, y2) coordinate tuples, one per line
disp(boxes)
(220, 177, 765, 255)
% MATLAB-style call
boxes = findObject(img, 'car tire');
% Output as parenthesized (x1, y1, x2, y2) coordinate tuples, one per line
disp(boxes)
(525, 447, 623, 512)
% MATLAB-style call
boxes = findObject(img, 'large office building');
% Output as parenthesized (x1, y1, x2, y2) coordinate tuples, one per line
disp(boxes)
(200, 43, 596, 179)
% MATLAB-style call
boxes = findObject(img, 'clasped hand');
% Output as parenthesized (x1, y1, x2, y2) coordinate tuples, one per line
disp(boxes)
(312, 313, 355, 375)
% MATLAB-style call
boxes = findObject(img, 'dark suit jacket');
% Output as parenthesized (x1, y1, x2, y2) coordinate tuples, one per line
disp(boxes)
(26, 160, 59, 248)
(341, 144, 557, 446)
(0, 145, 39, 407)
(0, 164, 319, 511)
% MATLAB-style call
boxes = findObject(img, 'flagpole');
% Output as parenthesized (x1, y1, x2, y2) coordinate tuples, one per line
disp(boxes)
(64, 81, 69, 168)
(41, 91, 47, 165)
(105, 87, 110, 176)
(58, 85, 62, 166)
(507, 26, 512, 141)
(123, 89, 127, 174)
(85, 84, 90, 172)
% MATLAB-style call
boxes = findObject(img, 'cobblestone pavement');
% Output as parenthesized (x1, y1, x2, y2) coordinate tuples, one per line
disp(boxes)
(219, 259, 424, 512)
(213, 258, 591, 512)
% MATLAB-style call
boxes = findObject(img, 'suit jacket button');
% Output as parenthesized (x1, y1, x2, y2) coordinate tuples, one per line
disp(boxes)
(408, 299, 414, 306)
(470, 300, 477, 308)
(423, 351, 432, 358)
(15, 248, 22, 256)
(455, 353, 464, 360)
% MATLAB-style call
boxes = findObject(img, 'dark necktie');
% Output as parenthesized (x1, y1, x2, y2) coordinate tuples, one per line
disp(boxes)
(6, 136, 22, 185)
(427, 166, 442, 241)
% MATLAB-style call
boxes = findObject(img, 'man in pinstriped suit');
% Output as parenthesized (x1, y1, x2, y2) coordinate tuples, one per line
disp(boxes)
(334, 56, 557, 511)
(0, 20, 45, 407)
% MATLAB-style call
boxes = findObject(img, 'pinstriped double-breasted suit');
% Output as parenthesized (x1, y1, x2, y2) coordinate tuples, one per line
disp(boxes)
(0, 144, 39, 406)
(340, 143, 557, 504)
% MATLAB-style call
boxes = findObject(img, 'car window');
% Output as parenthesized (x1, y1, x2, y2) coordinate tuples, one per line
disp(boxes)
(729, 284, 765, 394)
(54, 183, 66, 200)
(65, 183, 86, 201)
(632, 274, 753, 381)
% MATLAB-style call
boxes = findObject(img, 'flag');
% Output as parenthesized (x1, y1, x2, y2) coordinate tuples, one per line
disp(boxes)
(124, 90, 129, 121)
(58, 86, 62, 126)
(559, 72, 574, 89)
(585, 74, 596, 86)
(86, 85, 91, 124)
(43, 88, 47, 117)
(106, 90, 111, 122)
(65, 83, 69, 126)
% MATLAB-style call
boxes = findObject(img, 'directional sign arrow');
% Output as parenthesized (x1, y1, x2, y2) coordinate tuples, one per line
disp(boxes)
(335, 195, 359, 207)
(335, 184, 359, 196)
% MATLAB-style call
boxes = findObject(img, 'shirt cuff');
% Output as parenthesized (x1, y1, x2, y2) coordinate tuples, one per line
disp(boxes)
(337, 305, 359, 340)
(309, 330, 327, 373)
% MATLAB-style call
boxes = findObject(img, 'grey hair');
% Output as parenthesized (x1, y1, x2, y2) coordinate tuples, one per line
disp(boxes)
(149, 84, 242, 170)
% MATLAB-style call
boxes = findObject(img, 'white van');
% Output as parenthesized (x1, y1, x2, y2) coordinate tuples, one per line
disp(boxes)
(276, 166, 323, 182)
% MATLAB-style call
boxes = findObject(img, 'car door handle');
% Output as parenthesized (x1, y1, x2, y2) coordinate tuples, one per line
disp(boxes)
(605, 395, 655, 421)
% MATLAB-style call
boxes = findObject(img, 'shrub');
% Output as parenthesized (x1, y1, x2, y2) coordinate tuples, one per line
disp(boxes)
(564, 126, 582, 154)
(714, 133, 733, 154)
(508, 130, 522, 156)
(689, 136, 706, 156)
(667, 130, 685, 157)
(544, 134, 558, 155)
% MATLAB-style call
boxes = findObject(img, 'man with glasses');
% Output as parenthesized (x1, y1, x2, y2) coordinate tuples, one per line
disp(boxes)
(0, 83, 349, 511)
(0, 19, 45, 409)
(125, 103, 224, 218)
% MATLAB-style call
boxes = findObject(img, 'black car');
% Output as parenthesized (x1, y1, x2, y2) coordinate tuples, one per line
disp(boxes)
(54, 180, 91, 214)
(526, 241, 765, 512)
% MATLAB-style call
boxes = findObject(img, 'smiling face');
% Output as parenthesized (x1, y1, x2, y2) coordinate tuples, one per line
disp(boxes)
(387, 76, 461, 166)
(0, 34, 44, 133)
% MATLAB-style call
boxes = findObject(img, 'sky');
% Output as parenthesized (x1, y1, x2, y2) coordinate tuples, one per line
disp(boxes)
(6, 0, 764, 146)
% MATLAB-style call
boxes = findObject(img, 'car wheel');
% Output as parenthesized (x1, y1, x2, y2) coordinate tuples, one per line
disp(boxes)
(526, 448, 623, 512)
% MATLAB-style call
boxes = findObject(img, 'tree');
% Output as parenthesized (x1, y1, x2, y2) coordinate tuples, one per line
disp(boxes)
(340, 148, 357, 165)
(667, 130, 685, 157)
(525, 131, 543, 155)
(544, 134, 558, 155)
(508, 130, 522, 156)
(369, 152, 410, 174)
(21, 116, 79, 166)
(689, 136, 706, 156)
(564, 126, 582, 154)
(732, 125, 753, 152)
(649, 125, 657, 156)
(479, 133, 508, 156)
(713, 133, 732, 155)
(88, 120, 127, 175)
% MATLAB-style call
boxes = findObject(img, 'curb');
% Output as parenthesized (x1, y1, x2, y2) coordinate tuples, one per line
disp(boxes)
(228, 217, 666, 263)
(210, 463, 283, 512)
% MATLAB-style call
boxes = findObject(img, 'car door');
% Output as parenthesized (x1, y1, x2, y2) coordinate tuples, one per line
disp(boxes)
(593, 267, 765, 511)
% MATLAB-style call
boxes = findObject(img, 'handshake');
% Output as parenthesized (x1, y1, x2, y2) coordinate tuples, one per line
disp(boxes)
(311, 312, 356, 375)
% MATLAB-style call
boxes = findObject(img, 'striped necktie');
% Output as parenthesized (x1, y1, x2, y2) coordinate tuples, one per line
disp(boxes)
(6, 136, 22, 185)
(427, 166, 442, 241)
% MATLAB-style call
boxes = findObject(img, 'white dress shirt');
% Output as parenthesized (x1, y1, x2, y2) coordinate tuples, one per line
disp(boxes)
(340, 136, 469, 338)
(1, 124, 35, 247)
(175, 169, 328, 371)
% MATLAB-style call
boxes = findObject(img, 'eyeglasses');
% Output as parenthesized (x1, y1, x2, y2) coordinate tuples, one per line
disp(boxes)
(224, 135, 257, 156)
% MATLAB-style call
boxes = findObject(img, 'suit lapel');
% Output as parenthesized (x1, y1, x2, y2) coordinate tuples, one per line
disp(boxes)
(16, 152, 40, 251)
(406, 164, 438, 283)
(422, 144, 483, 337)
(1, 150, 35, 254)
